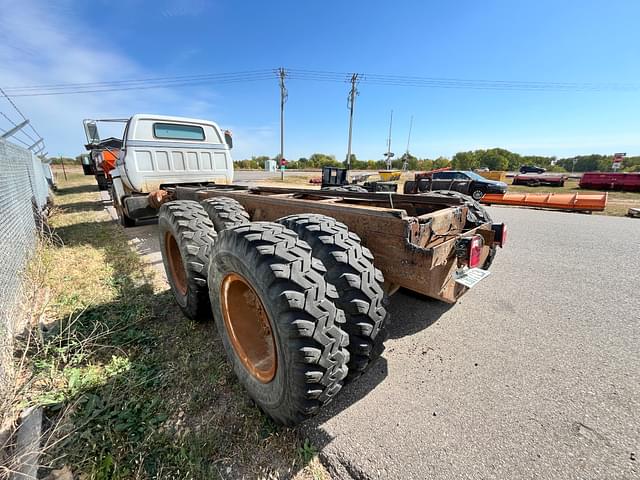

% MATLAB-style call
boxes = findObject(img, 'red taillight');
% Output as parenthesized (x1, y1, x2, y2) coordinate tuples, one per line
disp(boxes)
(500, 224, 507, 247)
(469, 235, 483, 268)
(491, 223, 507, 248)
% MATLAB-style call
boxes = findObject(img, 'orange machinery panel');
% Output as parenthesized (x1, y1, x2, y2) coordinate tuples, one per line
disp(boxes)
(481, 192, 607, 212)
(101, 149, 119, 178)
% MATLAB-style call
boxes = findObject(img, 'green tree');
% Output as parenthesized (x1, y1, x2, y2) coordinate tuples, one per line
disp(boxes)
(451, 151, 478, 170)
(308, 153, 340, 168)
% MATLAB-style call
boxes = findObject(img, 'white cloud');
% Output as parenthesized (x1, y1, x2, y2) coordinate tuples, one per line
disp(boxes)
(0, 0, 264, 158)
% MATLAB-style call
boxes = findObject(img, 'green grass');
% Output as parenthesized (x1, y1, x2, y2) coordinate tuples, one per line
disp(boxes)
(11, 171, 327, 479)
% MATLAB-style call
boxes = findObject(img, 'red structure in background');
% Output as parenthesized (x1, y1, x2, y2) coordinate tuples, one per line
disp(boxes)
(579, 172, 640, 192)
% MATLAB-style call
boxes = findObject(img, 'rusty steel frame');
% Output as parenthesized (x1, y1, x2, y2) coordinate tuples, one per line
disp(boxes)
(172, 185, 495, 303)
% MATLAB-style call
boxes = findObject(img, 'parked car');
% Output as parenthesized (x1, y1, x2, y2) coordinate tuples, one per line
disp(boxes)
(475, 166, 490, 172)
(519, 165, 546, 174)
(404, 170, 508, 200)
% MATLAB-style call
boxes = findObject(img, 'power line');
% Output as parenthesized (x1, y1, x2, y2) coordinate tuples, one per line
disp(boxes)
(4, 71, 275, 97)
(1, 69, 274, 92)
(3, 68, 638, 99)
(286, 69, 640, 92)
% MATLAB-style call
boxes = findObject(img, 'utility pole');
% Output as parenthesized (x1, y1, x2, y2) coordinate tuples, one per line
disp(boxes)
(278, 67, 287, 180)
(346, 73, 360, 170)
(384, 110, 394, 170)
(405, 115, 413, 155)
(403, 115, 414, 171)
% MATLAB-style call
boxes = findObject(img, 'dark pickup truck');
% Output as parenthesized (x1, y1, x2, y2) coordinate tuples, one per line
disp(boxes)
(404, 170, 508, 200)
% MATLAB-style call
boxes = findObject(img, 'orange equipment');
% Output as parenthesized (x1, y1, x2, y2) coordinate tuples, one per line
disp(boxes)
(100, 149, 119, 178)
(481, 192, 608, 212)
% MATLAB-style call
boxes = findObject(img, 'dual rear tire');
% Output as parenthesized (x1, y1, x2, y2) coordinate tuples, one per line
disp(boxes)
(158, 200, 387, 424)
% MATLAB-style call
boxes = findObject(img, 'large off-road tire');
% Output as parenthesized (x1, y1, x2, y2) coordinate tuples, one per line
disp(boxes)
(277, 214, 388, 380)
(201, 196, 250, 232)
(96, 173, 109, 191)
(159, 200, 217, 321)
(208, 222, 350, 425)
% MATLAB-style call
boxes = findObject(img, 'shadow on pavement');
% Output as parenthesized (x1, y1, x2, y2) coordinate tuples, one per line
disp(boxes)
(385, 288, 453, 339)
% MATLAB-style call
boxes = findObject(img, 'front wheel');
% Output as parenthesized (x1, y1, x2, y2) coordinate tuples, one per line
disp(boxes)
(471, 188, 485, 200)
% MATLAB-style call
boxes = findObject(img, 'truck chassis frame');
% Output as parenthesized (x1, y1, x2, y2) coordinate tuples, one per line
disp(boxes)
(168, 185, 496, 303)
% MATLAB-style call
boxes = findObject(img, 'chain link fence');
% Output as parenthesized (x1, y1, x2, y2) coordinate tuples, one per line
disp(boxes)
(0, 138, 51, 400)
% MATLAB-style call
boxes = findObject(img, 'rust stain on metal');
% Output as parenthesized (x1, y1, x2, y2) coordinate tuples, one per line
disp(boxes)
(186, 186, 494, 303)
(148, 189, 172, 209)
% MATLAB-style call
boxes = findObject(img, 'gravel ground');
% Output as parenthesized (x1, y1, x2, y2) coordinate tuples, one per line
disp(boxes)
(103, 192, 639, 479)
(306, 207, 639, 480)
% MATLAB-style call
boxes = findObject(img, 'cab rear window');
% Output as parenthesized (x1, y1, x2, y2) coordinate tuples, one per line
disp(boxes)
(153, 123, 205, 141)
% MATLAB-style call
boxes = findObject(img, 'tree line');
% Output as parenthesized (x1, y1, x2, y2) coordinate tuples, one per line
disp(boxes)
(235, 149, 640, 173)
(54, 149, 640, 172)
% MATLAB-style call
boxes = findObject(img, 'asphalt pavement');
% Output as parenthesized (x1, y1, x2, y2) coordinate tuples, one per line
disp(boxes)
(106, 193, 640, 480)
(307, 207, 639, 480)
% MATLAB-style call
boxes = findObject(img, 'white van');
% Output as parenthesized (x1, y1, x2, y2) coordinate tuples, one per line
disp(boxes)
(83, 114, 234, 226)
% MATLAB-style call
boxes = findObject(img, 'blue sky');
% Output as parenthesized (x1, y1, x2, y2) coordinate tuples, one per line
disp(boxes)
(1, 0, 639, 160)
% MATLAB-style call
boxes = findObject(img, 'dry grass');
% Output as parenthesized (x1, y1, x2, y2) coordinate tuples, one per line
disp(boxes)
(5, 171, 329, 479)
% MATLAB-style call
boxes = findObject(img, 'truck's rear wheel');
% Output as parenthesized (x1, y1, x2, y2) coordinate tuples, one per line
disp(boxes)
(277, 214, 388, 380)
(201, 197, 250, 232)
(159, 200, 217, 321)
(208, 222, 350, 425)
(96, 173, 109, 191)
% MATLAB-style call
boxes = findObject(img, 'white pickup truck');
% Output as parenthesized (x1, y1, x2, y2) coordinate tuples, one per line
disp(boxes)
(83, 114, 234, 226)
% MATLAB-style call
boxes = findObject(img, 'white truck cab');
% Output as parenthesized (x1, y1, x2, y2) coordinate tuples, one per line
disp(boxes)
(84, 114, 234, 226)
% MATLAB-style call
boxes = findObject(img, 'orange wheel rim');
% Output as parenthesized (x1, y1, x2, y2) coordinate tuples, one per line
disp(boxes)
(220, 273, 277, 383)
(165, 232, 188, 296)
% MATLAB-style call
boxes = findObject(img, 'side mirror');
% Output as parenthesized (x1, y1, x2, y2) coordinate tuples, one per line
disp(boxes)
(224, 130, 233, 149)
(83, 119, 100, 145)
